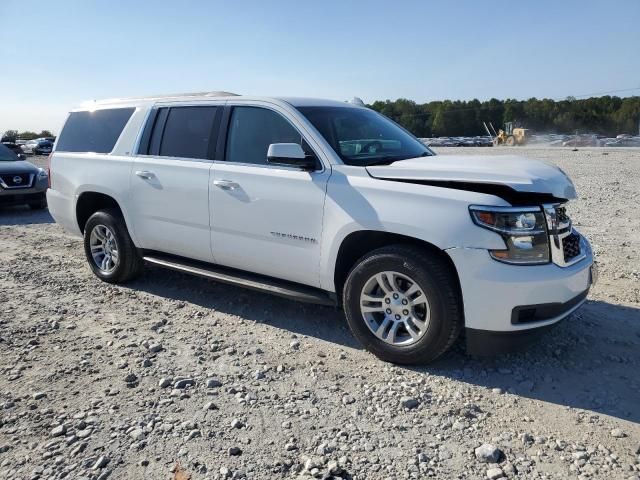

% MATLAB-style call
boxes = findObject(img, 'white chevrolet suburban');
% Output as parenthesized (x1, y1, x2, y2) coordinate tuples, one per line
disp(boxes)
(47, 92, 596, 364)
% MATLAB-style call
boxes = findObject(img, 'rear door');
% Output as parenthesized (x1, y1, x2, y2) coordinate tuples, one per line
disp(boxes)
(129, 105, 221, 262)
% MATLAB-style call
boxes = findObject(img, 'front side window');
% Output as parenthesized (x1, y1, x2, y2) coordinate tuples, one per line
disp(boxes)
(225, 106, 303, 165)
(159, 106, 219, 159)
(56, 108, 134, 153)
(297, 106, 432, 166)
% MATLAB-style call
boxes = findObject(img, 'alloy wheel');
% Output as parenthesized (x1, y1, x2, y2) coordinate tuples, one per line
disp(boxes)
(359, 271, 431, 346)
(89, 224, 119, 273)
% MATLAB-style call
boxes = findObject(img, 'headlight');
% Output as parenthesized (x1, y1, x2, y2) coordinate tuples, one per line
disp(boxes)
(469, 206, 550, 265)
(37, 168, 48, 178)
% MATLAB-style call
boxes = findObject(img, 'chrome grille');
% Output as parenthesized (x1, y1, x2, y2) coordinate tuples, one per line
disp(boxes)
(562, 232, 581, 262)
(0, 173, 34, 189)
(543, 203, 585, 267)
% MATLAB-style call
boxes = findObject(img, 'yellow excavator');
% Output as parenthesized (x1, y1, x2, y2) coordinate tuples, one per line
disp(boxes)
(484, 122, 529, 146)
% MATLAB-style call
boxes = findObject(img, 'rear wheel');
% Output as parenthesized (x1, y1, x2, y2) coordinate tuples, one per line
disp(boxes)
(83, 209, 143, 283)
(343, 245, 463, 364)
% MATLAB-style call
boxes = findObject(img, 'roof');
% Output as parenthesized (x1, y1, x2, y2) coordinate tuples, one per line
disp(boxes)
(84, 91, 240, 107)
(275, 97, 365, 108)
(78, 92, 365, 110)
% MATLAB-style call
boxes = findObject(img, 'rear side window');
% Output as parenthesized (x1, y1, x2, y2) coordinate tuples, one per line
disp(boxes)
(56, 108, 134, 153)
(154, 106, 220, 160)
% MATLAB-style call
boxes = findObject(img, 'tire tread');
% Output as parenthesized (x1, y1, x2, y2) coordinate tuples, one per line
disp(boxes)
(343, 244, 463, 364)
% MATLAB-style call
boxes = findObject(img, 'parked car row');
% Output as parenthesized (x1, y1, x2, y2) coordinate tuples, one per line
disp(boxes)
(0, 137, 56, 156)
(21, 138, 55, 155)
(424, 133, 640, 148)
(420, 136, 493, 147)
(529, 133, 640, 148)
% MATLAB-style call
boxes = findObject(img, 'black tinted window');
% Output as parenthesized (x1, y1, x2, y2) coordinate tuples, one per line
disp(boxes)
(159, 107, 219, 159)
(0, 144, 19, 162)
(56, 108, 134, 153)
(226, 107, 302, 165)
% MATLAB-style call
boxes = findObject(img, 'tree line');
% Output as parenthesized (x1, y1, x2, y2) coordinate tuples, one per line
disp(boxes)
(369, 96, 640, 138)
(3, 95, 640, 140)
(2, 130, 55, 142)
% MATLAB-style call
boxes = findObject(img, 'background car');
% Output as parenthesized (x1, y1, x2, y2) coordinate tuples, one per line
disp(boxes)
(1, 142, 28, 159)
(21, 139, 54, 155)
(0, 143, 48, 209)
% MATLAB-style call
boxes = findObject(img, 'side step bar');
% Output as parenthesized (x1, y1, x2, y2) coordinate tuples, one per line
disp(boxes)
(142, 253, 336, 306)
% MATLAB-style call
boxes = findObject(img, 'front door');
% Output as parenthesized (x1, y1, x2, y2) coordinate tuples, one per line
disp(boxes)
(129, 105, 221, 262)
(210, 105, 329, 287)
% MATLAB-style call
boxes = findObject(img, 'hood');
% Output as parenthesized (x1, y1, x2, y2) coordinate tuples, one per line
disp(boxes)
(366, 154, 577, 202)
(0, 160, 40, 174)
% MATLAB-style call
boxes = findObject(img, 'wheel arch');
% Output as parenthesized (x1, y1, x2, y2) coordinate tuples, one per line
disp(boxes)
(75, 190, 134, 240)
(332, 230, 462, 303)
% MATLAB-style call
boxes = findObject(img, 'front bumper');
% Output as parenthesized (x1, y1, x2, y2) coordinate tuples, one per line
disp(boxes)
(0, 191, 46, 206)
(465, 287, 590, 355)
(446, 232, 594, 352)
(0, 177, 48, 206)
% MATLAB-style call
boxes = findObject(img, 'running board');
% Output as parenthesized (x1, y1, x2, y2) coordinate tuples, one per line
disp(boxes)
(142, 254, 336, 306)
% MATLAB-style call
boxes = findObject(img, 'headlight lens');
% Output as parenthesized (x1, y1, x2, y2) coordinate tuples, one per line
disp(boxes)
(470, 206, 550, 265)
(37, 168, 48, 178)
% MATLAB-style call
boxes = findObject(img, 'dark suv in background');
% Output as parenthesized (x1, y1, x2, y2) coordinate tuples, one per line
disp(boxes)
(0, 143, 48, 209)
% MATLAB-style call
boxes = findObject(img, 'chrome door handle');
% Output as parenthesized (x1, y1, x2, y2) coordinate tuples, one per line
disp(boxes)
(135, 170, 154, 180)
(213, 179, 239, 190)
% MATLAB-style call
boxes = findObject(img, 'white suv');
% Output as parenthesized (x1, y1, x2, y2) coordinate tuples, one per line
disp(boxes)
(47, 92, 596, 364)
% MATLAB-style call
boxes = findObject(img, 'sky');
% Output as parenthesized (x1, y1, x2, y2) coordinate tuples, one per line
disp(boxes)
(1, 0, 639, 134)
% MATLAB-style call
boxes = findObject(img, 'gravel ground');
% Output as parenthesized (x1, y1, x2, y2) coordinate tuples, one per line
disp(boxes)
(1, 148, 639, 480)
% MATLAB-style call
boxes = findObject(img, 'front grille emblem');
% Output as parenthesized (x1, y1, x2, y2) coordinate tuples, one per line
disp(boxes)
(13, 176, 22, 184)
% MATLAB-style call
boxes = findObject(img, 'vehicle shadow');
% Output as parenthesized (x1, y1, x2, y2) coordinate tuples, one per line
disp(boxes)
(414, 300, 640, 424)
(0, 206, 54, 226)
(128, 267, 640, 423)
(129, 265, 361, 350)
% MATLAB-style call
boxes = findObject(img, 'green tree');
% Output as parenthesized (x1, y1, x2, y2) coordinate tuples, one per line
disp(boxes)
(18, 131, 39, 140)
(368, 95, 639, 137)
(1, 130, 19, 142)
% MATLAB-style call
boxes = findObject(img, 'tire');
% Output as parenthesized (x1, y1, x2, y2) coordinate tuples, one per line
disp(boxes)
(83, 209, 143, 284)
(505, 136, 516, 146)
(342, 245, 463, 364)
(28, 195, 47, 210)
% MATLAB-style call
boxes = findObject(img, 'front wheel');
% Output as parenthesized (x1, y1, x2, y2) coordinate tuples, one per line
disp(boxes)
(342, 245, 463, 364)
(83, 209, 143, 283)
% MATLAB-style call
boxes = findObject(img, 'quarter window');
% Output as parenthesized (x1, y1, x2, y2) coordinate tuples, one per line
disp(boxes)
(225, 107, 303, 165)
(158, 106, 220, 160)
(56, 108, 134, 153)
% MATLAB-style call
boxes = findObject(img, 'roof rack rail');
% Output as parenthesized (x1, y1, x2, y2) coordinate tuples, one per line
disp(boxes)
(86, 91, 240, 105)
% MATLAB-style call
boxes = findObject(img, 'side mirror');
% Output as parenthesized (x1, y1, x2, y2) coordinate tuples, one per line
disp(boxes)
(18, 153, 26, 160)
(267, 143, 317, 170)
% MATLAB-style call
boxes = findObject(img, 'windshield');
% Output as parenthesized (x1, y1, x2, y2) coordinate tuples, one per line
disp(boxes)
(297, 106, 433, 166)
(0, 144, 19, 161)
